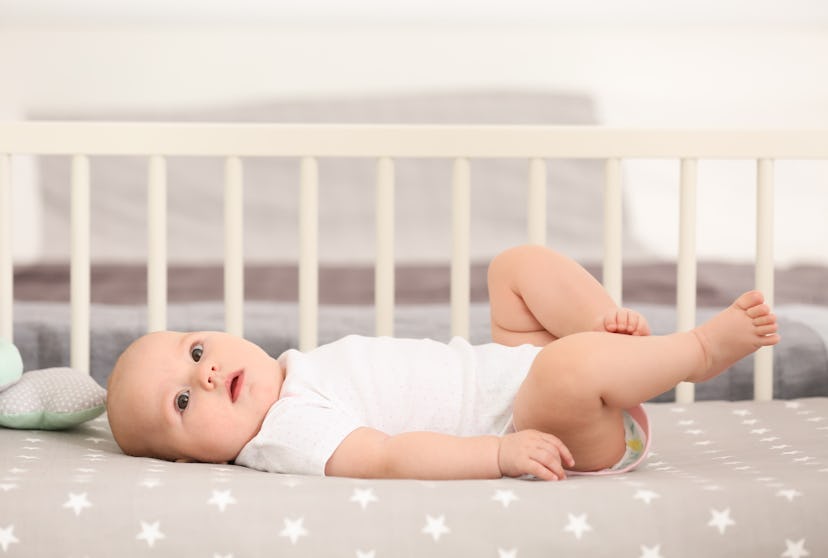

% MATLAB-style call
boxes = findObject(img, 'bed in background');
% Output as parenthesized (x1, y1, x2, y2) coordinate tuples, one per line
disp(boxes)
(1, 107, 827, 555)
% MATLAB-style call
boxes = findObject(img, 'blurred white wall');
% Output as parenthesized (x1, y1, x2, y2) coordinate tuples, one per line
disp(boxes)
(1, 0, 827, 264)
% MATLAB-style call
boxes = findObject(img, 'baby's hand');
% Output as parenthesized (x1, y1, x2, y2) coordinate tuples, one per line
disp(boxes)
(497, 430, 575, 481)
(597, 307, 651, 336)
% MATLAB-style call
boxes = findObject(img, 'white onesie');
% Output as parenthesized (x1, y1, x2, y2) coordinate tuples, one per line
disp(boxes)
(235, 335, 542, 476)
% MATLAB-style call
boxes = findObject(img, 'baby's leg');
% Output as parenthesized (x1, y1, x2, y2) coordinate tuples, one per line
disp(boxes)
(488, 245, 650, 346)
(513, 291, 779, 471)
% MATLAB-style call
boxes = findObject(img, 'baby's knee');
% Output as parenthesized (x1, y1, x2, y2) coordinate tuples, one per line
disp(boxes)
(489, 245, 547, 283)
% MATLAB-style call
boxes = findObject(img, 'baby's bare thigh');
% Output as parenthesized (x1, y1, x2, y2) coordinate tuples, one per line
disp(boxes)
(512, 343, 626, 470)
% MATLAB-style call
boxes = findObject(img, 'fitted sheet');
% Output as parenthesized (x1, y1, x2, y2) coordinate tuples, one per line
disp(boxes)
(1, 398, 826, 556)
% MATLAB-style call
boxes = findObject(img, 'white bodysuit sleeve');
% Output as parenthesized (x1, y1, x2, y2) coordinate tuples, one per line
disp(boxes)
(235, 398, 363, 476)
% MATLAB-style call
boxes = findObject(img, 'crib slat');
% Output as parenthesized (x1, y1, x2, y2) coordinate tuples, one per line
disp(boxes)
(451, 158, 471, 339)
(527, 158, 547, 245)
(754, 158, 775, 401)
(675, 158, 698, 404)
(603, 159, 623, 305)
(224, 157, 244, 337)
(71, 155, 91, 374)
(300, 157, 319, 351)
(147, 156, 167, 332)
(375, 157, 395, 337)
(0, 155, 11, 341)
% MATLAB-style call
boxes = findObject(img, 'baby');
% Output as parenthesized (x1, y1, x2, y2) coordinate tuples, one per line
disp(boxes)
(106, 245, 779, 480)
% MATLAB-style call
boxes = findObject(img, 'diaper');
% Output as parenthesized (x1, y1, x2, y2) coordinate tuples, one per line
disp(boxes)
(568, 404, 651, 476)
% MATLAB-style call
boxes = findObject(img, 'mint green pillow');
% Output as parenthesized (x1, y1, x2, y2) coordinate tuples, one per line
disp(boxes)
(0, 367, 106, 430)
(0, 336, 23, 390)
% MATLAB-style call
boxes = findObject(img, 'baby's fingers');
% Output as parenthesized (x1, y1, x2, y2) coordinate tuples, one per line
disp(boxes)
(529, 443, 568, 480)
(549, 436, 575, 469)
(526, 459, 560, 481)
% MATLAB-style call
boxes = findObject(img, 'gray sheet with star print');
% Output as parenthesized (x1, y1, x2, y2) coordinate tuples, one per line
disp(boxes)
(1, 399, 826, 556)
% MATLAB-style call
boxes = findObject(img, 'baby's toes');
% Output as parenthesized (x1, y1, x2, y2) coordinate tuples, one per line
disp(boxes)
(603, 312, 620, 332)
(753, 313, 776, 326)
(747, 303, 771, 319)
(624, 312, 639, 334)
(634, 316, 652, 336)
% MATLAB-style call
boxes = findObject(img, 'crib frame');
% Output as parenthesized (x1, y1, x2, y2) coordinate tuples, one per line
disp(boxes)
(2, 123, 827, 404)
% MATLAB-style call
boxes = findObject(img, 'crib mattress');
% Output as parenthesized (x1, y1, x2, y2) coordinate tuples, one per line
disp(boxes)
(1, 398, 826, 556)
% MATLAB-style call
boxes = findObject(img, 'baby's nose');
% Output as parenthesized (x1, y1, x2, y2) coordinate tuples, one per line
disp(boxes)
(200, 364, 220, 389)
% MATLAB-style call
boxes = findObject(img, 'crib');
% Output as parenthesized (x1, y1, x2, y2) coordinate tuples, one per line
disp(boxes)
(1, 121, 827, 556)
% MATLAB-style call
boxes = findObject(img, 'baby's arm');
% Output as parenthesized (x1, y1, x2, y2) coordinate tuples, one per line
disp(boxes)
(325, 427, 574, 480)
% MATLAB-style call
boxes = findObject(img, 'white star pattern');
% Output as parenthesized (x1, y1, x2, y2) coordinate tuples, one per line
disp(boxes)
(63, 492, 92, 516)
(208, 489, 237, 512)
(640, 544, 663, 558)
(2, 399, 827, 555)
(0, 525, 19, 552)
(136, 521, 165, 548)
(282, 477, 303, 488)
(492, 489, 519, 508)
(279, 517, 308, 545)
(782, 538, 810, 558)
(350, 488, 378, 510)
(707, 508, 735, 535)
(777, 489, 803, 502)
(140, 478, 162, 488)
(422, 515, 450, 541)
(634, 489, 661, 504)
(563, 513, 592, 539)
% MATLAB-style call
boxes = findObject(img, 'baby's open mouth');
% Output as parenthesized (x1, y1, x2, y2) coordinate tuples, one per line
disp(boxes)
(226, 370, 244, 403)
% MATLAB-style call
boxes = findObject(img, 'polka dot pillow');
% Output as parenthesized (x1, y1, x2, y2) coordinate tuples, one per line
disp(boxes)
(0, 367, 107, 430)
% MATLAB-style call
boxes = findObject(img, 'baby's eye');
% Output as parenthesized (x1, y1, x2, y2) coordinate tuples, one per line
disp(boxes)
(175, 390, 190, 412)
(190, 344, 204, 363)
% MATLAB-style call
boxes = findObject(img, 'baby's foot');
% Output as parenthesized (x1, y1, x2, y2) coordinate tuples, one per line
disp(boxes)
(687, 290, 780, 383)
(595, 308, 651, 336)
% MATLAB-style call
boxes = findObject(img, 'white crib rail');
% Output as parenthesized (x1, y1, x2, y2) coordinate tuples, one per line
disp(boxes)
(2, 123, 828, 402)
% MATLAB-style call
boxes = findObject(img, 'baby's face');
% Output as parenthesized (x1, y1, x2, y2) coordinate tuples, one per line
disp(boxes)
(108, 331, 283, 463)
